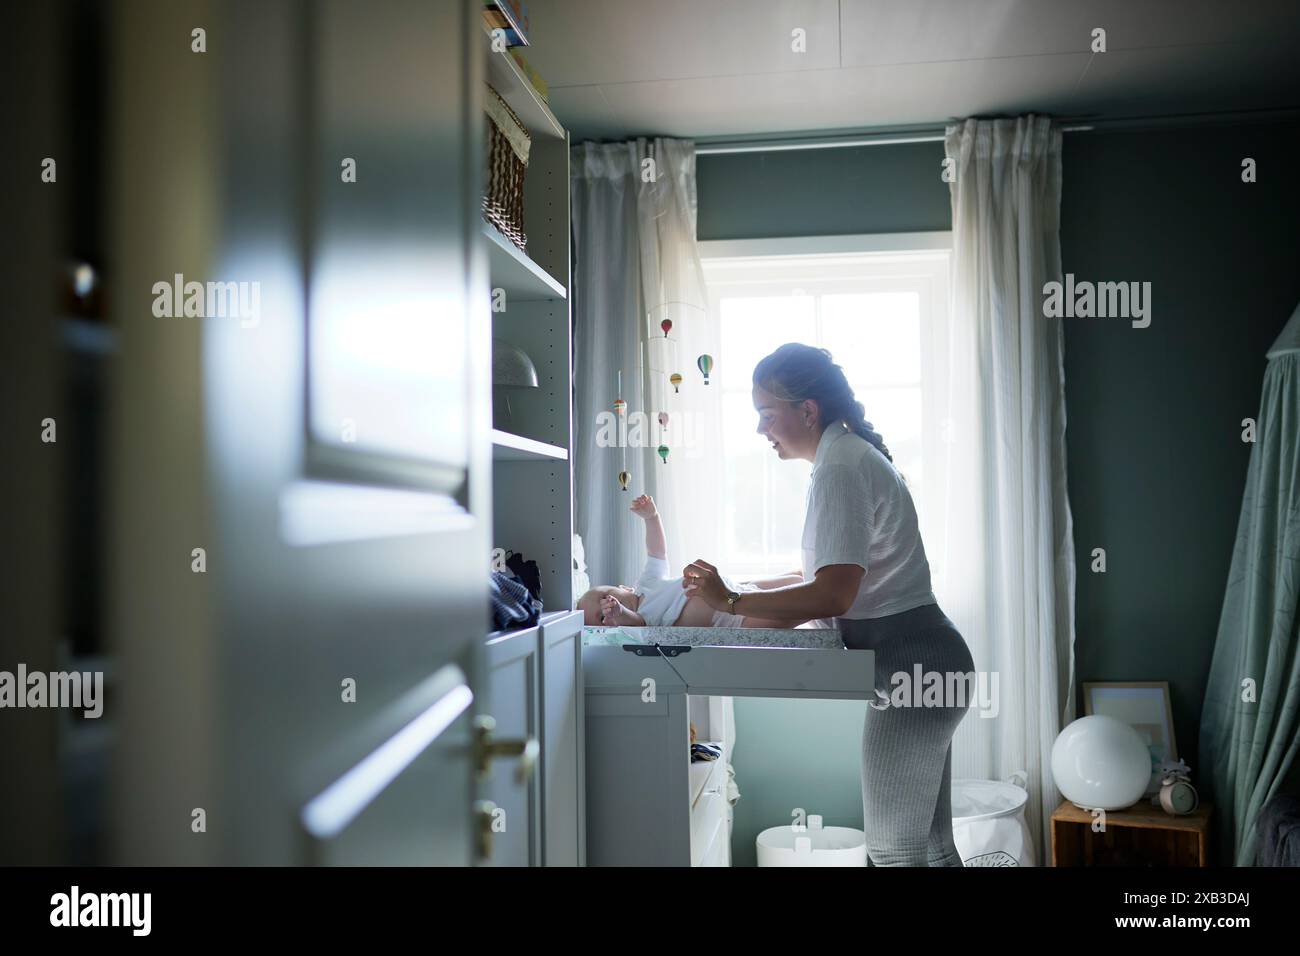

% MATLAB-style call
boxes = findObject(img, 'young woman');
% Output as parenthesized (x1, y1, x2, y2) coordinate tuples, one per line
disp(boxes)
(682, 342, 975, 866)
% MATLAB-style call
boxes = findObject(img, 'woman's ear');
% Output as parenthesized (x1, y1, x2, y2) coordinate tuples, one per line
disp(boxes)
(802, 398, 819, 428)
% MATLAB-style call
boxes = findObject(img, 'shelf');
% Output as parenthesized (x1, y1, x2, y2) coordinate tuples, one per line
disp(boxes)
(481, 24, 564, 140)
(492, 428, 568, 462)
(487, 609, 576, 645)
(482, 221, 566, 302)
(487, 618, 536, 645)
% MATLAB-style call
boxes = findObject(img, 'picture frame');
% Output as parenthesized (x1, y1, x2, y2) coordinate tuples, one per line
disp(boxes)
(1083, 681, 1177, 795)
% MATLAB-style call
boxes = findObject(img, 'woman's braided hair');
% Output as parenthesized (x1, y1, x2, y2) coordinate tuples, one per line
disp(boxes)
(753, 343, 893, 463)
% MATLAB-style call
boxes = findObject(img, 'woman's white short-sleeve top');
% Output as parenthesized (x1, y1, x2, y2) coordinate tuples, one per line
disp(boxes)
(801, 419, 936, 619)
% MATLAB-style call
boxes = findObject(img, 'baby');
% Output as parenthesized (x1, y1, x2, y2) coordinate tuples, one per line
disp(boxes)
(577, 493, 809, 629)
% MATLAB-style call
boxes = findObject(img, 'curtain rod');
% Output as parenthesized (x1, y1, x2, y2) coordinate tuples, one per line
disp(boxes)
(697, 127, 1089, 154)
(694, 108, 1300, 155)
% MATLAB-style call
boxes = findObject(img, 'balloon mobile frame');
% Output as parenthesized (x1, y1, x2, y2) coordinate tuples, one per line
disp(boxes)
(612, 304, 717, 489)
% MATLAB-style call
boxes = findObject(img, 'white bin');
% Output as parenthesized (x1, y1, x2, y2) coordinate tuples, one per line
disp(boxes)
(756, 815, 867, 867)
(951, 775, 1036, 867)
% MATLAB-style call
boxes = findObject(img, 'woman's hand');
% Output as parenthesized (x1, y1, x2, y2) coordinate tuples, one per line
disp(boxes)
(682, 558, 729, 611)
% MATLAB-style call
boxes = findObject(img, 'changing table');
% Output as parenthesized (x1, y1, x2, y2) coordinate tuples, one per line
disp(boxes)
(582, 625, 873, 866)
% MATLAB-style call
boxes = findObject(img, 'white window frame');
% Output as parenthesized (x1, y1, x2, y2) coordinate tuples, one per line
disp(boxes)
(698, 232, 952, 578)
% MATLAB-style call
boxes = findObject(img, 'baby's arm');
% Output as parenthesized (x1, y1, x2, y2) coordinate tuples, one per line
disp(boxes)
(630, 494, 666, 559)
(740, 570, 806, 589)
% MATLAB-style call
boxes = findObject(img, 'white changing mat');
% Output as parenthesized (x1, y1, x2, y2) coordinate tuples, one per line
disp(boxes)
(581, 624, 843, 649)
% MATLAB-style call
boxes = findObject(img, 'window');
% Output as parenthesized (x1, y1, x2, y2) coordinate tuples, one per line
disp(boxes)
(699, 235, 951, 578)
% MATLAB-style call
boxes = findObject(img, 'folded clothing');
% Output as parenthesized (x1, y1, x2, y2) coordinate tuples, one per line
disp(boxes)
(691, 742, 722, 763)
(490, 570, 542, 631)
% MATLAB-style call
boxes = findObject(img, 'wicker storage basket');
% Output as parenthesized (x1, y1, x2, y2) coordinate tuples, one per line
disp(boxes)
(484, 84, 531, 251)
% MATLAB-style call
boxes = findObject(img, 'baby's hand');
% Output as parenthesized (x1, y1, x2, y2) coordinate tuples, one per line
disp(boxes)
(630, 494, 658, 519)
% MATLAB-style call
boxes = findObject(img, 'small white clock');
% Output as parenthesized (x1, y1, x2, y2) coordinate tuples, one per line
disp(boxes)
(1159, 773, 1199, 815)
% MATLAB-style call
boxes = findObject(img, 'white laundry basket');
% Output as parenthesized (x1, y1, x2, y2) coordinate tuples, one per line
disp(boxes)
(951, 774, 1036, 867)
(756, 815, 867, 867)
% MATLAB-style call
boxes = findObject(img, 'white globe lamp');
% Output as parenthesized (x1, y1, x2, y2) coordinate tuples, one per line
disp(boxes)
(1051, 714, 1151, 811)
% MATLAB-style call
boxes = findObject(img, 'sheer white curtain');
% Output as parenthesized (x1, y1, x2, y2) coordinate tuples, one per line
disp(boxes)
(572, 137, 738, 829)
(932, 115, 1078, 860)
(571, 138, 721, 595)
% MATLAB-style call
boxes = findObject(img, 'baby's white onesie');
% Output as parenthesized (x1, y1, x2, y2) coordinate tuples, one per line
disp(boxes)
(633, 554, 688, 626)
(633, 554, 758, 627)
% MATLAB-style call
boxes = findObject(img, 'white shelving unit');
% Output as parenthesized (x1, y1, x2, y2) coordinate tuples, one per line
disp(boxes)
(483, 26, 575, 614)
(480, 20, 584, 868)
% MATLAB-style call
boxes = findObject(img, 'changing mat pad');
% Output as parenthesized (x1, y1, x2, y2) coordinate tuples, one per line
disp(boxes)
(582, 624, 843, 649)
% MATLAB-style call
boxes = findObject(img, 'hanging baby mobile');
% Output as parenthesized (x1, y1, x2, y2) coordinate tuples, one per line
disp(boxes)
(608, 302, 712, 489)
(614, 368, 630, 491)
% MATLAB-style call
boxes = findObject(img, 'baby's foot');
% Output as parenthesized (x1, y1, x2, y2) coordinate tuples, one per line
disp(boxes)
(600, 593, 641, 626)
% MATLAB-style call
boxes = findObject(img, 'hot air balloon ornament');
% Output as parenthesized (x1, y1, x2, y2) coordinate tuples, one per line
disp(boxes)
(660, 318, 672, 338)
(658, 411, 669, 431)
(697, 354, 714, 385)
(613, 368, 628, 417)
(657, 444, 669, 465)
(617, 470, 631, 492)
(669, 373, 682, 394)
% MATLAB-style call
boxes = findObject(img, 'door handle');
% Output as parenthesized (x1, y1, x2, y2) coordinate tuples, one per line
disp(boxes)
(474, 800, 497, 862)
(473, 714, 539, 785)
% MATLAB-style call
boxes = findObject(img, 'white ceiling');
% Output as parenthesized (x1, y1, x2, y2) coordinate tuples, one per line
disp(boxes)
(520, 0, 1300, 141)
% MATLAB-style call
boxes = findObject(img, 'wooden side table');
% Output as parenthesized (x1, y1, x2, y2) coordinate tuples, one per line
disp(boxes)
(1050, 799, 1212, 866)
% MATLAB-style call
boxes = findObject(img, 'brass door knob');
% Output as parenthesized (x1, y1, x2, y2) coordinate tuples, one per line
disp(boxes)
(473, 800, 498, 862)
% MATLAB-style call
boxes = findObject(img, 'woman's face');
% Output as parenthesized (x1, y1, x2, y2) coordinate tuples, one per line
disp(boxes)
(753, 384, 819, 462)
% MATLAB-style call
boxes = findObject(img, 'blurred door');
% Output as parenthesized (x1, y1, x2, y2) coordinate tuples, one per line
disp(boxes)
(108, 0, 495, 864)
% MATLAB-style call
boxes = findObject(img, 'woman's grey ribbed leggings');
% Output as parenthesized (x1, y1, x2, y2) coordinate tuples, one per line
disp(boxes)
(837, 603, 975, 867)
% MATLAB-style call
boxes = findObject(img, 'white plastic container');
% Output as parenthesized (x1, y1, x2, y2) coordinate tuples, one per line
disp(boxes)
(756, 815, 867, 867)
(951, 775, 1036, 867)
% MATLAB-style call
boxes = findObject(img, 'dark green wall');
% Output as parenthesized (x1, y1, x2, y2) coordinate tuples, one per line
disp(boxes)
(698, 140, 950, 239)
(697, 121, 1300, 864)
(1060, 123, 1300, 799)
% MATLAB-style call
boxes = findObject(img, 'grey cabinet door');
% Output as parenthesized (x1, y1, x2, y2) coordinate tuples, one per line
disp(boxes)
(541, 611, 585, 865)
(485, 626, 543, 865)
